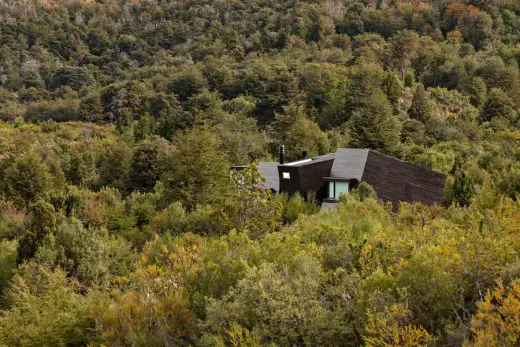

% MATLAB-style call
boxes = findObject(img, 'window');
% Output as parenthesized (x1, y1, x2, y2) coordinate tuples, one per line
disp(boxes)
(282, 172, 291, 179)
(328, 181, 349, 200)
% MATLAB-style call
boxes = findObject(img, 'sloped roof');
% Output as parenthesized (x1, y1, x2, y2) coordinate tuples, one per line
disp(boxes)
(258, 161, 280, 192)
(330, 148, 369, 181)
(281, 153, 336, 167)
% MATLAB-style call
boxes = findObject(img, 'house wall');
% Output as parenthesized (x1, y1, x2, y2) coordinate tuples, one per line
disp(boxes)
(278, 165, 301, 196)
(298, 159, 334, 200)
(278, 159, 334, 200)
(362, 151, 446, 208)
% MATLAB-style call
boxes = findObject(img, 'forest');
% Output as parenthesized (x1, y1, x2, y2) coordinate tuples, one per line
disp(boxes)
(0, 0, 519, 345)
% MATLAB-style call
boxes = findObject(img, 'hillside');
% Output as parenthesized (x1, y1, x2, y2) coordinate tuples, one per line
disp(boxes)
(0, 0, 520, 346)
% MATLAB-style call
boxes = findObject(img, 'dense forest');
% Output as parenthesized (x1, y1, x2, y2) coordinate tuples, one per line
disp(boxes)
(0, 0, 519, 345)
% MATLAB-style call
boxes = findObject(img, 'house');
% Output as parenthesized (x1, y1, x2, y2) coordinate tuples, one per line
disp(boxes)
(235, 147, 446, 210)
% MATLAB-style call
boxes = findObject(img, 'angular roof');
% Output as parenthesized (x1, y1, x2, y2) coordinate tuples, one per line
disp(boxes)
(330, 148, 369, 181)
(280, 153, 335, 167)
(258, 161, 280, 192)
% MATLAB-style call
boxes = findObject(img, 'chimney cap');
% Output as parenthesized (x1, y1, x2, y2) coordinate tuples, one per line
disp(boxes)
(279, 143, 285, 164)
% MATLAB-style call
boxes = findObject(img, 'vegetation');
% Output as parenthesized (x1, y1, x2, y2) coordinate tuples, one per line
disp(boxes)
(1, 0, 520, 345)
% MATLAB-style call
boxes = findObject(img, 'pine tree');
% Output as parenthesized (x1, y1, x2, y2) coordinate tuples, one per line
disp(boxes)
(409, 85, 434, 123)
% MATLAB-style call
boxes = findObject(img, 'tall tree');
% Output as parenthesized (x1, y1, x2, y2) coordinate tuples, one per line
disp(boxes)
(409, 85, 434, 123)
(161, 126, 233, 211)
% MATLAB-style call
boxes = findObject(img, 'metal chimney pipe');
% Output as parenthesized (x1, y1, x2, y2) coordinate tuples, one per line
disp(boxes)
(279, 143, 285, 164)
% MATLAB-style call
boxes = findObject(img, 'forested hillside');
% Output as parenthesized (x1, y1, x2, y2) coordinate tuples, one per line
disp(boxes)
(0, 0, 519, 345)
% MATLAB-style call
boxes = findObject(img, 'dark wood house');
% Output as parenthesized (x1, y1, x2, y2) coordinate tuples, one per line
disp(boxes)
(237, 148, 446, 210)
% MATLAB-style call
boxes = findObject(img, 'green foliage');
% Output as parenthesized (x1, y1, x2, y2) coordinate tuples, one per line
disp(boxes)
(203, 259, 344, 346)
(214, 323, 264, 347)
(96, 289, 193, 346)
(25, 99, 80, 122)
(50, 67, 95, 91)
(229, 163, 283, 238)
(128, 138, 169, 193)
(4, 153, 51, 206)
(17, 200, 56, 262)
(480, 88, 518, 126)
(348, 96, 401, 153)
(351, 182, 378, 202)
(38, 218, 135, 287)
(409, 85, 434, 123)
(275, 191, 320, 224)
(0, 263, 97, 346)
(0, 1, 520, 345)
(272, 104, 330, 161)
(78, 93, 104, 123)
(168, 66, 208, 102)
(161, 126, 232, 211)
(452, 169, 476, 207)
(149, 202, 187, 236)
(0, 240, 17, 296)
(98, 137, 134, 191)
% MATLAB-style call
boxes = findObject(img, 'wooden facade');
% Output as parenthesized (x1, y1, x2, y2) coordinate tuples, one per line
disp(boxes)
(362, 151, 446, 208)
(276, 149, 446, 208)
(234, 148, 446, 209)
(278, 158, 334, 200)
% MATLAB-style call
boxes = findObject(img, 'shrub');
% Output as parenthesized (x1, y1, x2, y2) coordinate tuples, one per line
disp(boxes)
(24, 99, 80, 122)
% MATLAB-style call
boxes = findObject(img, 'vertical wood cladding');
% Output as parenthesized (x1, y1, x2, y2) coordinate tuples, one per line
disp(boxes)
(278, 166, 301, 196)
(298, 159, 335, 200)
(362, 151, 446, 208)
(278, 159, 334, 200)
(276, 149, 445, 209)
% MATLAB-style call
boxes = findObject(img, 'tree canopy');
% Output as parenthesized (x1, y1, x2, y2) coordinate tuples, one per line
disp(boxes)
(1, 0, 520, 345)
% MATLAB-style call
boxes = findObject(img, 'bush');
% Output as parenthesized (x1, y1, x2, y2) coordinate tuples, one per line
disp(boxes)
(50, 67, 96, 91)
(0, 263, 97, 346)
(0, 240, 17, 296)
(24, 99, 80, 122)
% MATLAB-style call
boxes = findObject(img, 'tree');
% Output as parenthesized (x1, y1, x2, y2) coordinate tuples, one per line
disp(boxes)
(228, 163, 282, 238)
(460, 7, 494, 50)
(98, 138, 133, 191)
(272, 104, 330, 161)
(161, 126, 232, 211)
(348, 93, 401, 153)
(204, 260, 344, 346)
(128, 139, 162, 193)
(388, 30, 420, 78)
(133, 113, 156, 140)
(409, 85, 434, 123)
(480, 88, 517, 125)
(101, 81, 147, 127)
(452, 169, 476, 207)
(0, 240, 17, 295)
(79, 93, 104, 123)
(213, 113, 268, 165)
(149, 93, 190, 139)
(17, 200, 56, 263)
(382, 71, 404, 108)
(4, 153, 51, 206)
(95, 237, 200, 346)
(0, 263, 96, 346)
(168, 66, 208, 102)
(50, 67, 95, 91)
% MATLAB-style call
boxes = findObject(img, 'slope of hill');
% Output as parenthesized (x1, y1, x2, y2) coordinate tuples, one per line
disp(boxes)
(0, 1, 519, 345)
